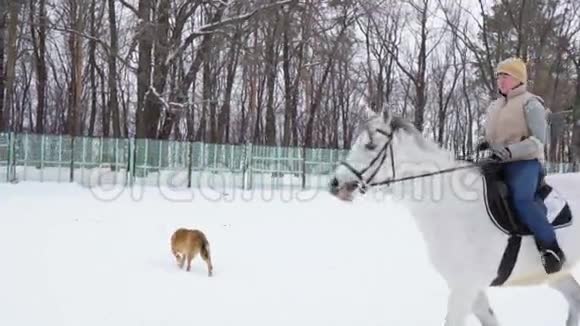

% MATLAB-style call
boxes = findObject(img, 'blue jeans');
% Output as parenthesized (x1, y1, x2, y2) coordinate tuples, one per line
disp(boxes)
(503, 159, 556, 247)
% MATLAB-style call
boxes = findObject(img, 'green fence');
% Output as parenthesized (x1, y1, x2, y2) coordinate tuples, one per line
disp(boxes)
(0, 132, 577, 189)
(0, 132, 349, 190)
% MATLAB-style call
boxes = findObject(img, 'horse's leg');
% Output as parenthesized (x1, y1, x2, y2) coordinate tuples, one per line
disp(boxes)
(473, 291, 500, 326)
(444, 286, 480, 326)
(549, 274, 580, 326)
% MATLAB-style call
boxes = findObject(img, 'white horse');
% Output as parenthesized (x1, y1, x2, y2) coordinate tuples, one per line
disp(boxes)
(329, 109, 580, 326)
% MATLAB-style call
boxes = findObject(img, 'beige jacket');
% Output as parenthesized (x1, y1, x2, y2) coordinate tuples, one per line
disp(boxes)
(484, 85, 546, 161)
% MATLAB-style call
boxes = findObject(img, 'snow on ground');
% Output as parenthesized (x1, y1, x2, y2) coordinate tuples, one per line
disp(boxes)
(0, 181, 576, 325)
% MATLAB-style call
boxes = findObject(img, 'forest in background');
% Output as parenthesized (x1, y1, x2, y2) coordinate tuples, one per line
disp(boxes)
(0, 0, 579, 162)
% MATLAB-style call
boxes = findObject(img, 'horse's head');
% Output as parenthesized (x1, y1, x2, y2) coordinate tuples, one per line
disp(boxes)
(329, 108, 409, 201)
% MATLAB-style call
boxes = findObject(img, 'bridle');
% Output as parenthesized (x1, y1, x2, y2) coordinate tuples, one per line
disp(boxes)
(338, 126, 483, 194)
(338, 128, 396, 194)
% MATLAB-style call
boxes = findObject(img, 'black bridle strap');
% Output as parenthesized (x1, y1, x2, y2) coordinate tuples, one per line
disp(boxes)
(340, 149, 389, 187)
(339, 129, 394, 189)
(375, 129, 396, 181)
(363, 149, 388, 185)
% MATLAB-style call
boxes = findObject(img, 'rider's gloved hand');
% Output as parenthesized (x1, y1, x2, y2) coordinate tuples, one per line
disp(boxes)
(476, 140, 489, 152)
(489, 144, 511, 161)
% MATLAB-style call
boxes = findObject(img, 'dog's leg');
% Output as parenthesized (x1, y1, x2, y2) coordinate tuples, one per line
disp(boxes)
(186, 254, 194, 272)
(549, 273, 580, 326)
(473, 291, 500, 326)
(177, 253, 185, 269)
(205, 259, 213, 277)
(201, 246, 213, 277)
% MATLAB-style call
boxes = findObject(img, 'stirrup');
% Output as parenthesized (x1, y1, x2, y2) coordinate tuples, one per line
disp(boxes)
(541, 249, 564, 274)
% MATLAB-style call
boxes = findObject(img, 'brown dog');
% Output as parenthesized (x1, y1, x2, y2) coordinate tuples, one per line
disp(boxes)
(170, 228, 213, 276)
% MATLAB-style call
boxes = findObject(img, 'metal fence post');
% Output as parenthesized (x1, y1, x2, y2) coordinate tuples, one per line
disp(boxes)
(7, 132, 14, 182)
(68, 136, 74, 183)
(242, 142, 253, 190)
(40, 134, 45, 182)
(57, 135, 63, 182)
(128, 137, 135, 187)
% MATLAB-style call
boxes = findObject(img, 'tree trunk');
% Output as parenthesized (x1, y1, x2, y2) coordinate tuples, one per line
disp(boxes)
(264, 15, 280, 146)
(572, 61, 580, 162)
(304, 22, 349, 148)
(218, 30, 241, 144)
(30, 0, 47, 134)
(0, 0, 6, 130)
(413, 0, 429, 133)
(87, 0, 97, 136)
(68, 2, 83, 138)
(135, 0, 152, 138)
(107, 0, 121, 137)
(2, 0, 19, 132)
(97, 66, 109, 137)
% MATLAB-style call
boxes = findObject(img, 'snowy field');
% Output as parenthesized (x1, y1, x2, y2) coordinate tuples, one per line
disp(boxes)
(0, 180, 578, 326)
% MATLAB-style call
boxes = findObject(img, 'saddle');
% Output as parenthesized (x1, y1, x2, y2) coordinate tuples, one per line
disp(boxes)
(480, 160, 572, 236)
(479, 160, 573, 286)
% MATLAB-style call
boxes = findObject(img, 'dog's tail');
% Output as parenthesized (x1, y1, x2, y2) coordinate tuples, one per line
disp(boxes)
(200, 236, 211, 261)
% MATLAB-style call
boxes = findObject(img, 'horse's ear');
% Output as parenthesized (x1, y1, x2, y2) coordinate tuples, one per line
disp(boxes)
(390, 116, 409, 132)
(363, 106, 377, 120)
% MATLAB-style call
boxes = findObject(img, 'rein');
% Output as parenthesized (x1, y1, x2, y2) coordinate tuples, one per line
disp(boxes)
(368, 163, 481, 187)
(339, 128, 489, 193)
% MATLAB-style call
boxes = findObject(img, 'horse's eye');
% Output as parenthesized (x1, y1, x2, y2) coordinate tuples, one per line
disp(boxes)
(330, 177, 339, 188)
(365, 143, 377, 151)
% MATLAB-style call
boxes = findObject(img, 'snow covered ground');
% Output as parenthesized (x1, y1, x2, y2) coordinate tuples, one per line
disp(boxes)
(0, 181, 577, 326)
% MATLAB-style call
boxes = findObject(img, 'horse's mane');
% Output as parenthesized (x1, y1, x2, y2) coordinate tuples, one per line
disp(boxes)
(390, 116, 451, 158)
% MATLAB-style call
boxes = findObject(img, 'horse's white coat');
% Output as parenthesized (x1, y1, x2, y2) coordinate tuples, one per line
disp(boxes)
(331, 112, 580, 326)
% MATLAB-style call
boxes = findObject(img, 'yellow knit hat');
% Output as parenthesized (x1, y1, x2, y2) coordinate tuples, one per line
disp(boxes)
(496, 57, 527, 84)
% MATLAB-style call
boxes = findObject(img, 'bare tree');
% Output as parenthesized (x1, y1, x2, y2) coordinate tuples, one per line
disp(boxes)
(304, 1, 358, 147)
(439, 0, 497, 96)
(282, 2, 308, 147)
(366, 0, 438, 132)
(107, 0, 121, 137)
(2, 0, 20, 132)
(0, 0, 6, 130)
(135, 0, 152, 139)
(28, 0, 47, 133)
(0, 0, 578, 170)
(432, 33, 461, 146)
(356, 1, 401, 112)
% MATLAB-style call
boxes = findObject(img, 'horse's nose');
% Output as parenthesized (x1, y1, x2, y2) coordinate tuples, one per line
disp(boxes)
(329, 177, 339, 194)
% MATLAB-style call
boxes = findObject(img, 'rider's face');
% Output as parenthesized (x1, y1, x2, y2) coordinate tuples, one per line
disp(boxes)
(496, 73, 520, 94)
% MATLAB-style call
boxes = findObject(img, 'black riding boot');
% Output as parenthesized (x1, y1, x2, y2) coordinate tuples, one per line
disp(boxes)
(539, 240, 566, 274)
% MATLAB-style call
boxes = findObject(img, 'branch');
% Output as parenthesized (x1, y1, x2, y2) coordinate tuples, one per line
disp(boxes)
(206, 0, 296, 32)
(361, 4, 416, 83)
(165, 0, 298, 66)
(47, 25, 138, 72)
(426, 28, 447, 58)
(436, 0, 495, 94)
(117, 0, 139, 16)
